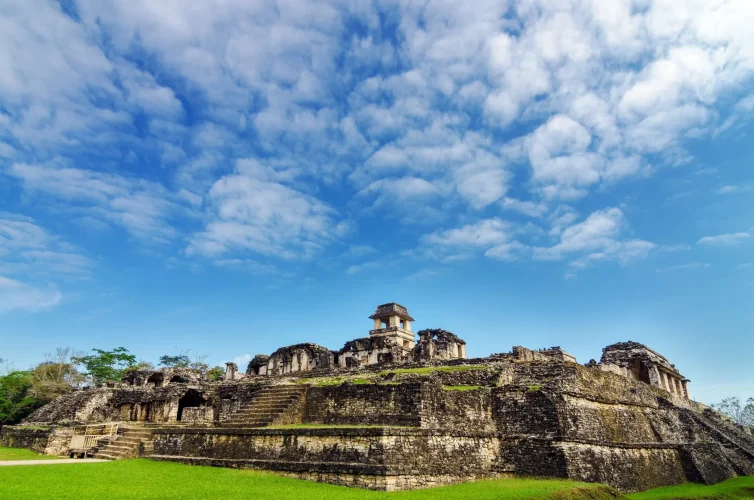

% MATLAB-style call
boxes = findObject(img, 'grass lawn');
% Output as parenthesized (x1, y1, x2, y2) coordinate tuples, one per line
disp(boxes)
(627, 476, 754, 499)
(0, 458, 619, 500)
(0, 446, 60, 461)
(0, 455, 751, 499)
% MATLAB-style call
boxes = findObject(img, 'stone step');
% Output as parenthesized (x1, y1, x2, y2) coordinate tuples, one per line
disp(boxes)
(116, 438, 147, 445)
(236, 409, 289, 415)
(243, 397, 300, 405)
(239, 403, 293, 410)
(102, 444, 136, 452)
(219, 420, 267, 424)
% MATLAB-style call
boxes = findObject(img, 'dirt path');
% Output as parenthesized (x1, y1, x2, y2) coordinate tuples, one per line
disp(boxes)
(0, 459, 108, 466)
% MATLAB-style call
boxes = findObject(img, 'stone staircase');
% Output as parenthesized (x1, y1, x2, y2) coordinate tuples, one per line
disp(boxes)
(93, 427, 154, 460)
(222, 385, 308, 427)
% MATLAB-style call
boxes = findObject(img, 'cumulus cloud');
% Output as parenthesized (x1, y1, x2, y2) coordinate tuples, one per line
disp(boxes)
(187, 160, 346, 259)
(534, 207, 656, 272)
(2, 0, 753, 277)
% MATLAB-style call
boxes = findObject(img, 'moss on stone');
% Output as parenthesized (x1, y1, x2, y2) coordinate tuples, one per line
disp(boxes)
(442, 386, 483, 391)
(378, 365, 487, 376)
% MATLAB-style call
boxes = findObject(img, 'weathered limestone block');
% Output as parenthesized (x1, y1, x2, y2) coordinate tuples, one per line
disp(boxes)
(304, 383, 422, 426)
(420, 385, 495, 432)
(0, 426, 51, 453)
(556, 395, 658, 443)
(559, 443, 687, 493)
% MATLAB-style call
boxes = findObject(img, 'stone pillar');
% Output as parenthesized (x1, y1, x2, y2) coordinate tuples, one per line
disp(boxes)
(225, 362, 238, 381)
(674, 378, 682, 397)
(374, 318, 382, 329)
(660, 372, 668, 392)
(404, 320, 412, 331)
(682, 380, 690, 400)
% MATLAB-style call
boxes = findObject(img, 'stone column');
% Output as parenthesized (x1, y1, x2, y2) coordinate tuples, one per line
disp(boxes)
(225, 362, 238, 380)
(662, 372, 672, 393)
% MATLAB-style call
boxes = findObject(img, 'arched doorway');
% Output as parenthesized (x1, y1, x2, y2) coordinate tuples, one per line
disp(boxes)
(177, 389, 205, 421)
(170, 375, 188, 384)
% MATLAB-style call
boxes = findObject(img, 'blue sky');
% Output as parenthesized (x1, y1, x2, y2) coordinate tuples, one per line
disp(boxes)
(1, 0, 752, 405)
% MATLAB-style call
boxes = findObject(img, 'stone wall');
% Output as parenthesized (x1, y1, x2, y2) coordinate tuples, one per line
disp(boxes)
(24, 388, 113, 424)
(303, 383, 422, 426)
(559, 442, 688, 492)
(150, 427, 500, 491)
(420, 385, 495, 432)
(0, 426, 51, 453)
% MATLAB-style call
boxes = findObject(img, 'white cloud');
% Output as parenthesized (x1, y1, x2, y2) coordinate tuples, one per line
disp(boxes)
(233, 354, 252, 368)
(656, 262, 711, 272)
(187, 160, 345, 259)
(0, 276, 62, 313)
(534, 207, 655, 271)
(424, 219, 510, 249)
(0, 213, 91, 313)
(0, 214, 92, 280)
(697, 232, 752, 246)
(501, 198, 548, 218)
(6, 162, 193, 243)
(2, 0, 754, 278)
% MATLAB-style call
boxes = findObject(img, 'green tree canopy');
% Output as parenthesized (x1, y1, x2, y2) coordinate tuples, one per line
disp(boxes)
(206, 366, 224, 381)
(73, 347, 136, 385)
(0, 371, 38, 426)
(158, 355, 191, 368)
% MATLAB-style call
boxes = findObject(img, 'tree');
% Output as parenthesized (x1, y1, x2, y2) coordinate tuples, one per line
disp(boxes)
(158, 354, 190, 368)
(712, 397, 754, 427)
(206, 366, 224, 381)
(159, 350, 210, 376)
(72, 347, 136, 385)
(0, 371, 38, 427)
(28, 347, 85, 403)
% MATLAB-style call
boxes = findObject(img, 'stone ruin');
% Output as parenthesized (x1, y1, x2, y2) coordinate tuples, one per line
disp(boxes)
(2, 302, 752, 493)
(234, 303, 466, 376)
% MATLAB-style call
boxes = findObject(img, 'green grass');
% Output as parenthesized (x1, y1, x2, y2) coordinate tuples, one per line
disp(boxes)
(0, 459, 619, 500)
(0, 446, 60, 461)
(627, 476, 754, 499)
(442, 385, 483, 391)
(1, 453, 749, 499)
(378, 365, 487, 376)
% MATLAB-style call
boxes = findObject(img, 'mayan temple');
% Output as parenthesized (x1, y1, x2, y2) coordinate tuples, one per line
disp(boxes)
(2, 303, 753, 492)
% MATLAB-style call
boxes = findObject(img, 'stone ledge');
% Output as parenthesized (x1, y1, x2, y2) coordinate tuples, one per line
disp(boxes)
(151, 426, 501, 438)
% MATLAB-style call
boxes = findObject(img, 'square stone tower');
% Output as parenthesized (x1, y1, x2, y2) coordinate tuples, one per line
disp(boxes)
(369, 302, 416, 349)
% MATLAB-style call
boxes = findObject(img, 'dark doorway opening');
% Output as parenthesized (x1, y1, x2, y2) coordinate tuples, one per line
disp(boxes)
(177, 389, 205, 421)
(630, 358, 651, 384)
(146, 373, 164, 387)
(170, 375, 188, 384)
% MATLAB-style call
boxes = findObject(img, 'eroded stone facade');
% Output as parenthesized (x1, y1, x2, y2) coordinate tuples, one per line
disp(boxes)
(5, 302, 752, 493)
